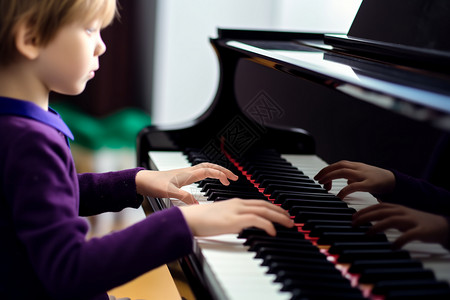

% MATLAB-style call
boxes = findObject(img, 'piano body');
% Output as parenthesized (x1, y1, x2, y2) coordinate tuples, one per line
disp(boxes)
(137, 0, 450, 299)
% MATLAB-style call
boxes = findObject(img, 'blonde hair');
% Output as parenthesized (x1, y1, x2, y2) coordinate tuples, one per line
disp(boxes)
(0, 0, 117, 66)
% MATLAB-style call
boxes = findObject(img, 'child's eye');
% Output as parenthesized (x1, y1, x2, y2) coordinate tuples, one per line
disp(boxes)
(85, 20, 101, 35)
(86, 27, 99, 35)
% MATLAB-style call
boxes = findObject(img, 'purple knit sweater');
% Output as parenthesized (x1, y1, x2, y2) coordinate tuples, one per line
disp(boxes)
(0, 98, 193, 299)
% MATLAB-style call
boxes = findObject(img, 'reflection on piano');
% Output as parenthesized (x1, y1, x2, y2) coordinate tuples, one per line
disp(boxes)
(137, 0, 450, 299)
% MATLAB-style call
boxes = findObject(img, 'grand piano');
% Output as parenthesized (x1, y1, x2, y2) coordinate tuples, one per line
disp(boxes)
(137, 0, 450, 299)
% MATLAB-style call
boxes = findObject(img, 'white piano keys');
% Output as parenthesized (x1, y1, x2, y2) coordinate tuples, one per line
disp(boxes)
(196, 235, 291, 300)
(149, 150, 450, 299)
(149, 151, 191, 170)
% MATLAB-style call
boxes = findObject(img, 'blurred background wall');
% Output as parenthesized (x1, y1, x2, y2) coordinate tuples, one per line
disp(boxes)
(151, 0, 362, 125)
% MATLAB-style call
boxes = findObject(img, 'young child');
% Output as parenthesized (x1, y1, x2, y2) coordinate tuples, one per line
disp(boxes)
(0, 1, 293, 299)
(314, 160, 450, 249)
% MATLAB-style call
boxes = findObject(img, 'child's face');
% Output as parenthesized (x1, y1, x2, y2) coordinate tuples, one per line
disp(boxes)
(34, 19, 106, 96)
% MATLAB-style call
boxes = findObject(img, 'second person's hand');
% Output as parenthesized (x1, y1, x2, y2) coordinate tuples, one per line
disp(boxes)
(353, 202, 450, 249)
(314, 160, 396, 199)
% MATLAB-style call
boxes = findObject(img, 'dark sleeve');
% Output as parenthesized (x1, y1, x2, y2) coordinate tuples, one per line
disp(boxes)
(378, 169, 450, 216)
(78, 168, 145, 216)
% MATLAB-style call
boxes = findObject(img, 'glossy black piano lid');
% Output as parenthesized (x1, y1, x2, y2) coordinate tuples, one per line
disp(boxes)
(227, 40, 450, 129)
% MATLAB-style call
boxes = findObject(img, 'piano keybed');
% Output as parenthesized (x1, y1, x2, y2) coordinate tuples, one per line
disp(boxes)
(149, 150, 450, 300)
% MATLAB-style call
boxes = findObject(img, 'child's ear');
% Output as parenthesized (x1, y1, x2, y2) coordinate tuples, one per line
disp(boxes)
(15, 21, 41, 60)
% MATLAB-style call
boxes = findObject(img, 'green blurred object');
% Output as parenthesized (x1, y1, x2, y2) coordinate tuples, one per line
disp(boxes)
(51, 102, 151, 150)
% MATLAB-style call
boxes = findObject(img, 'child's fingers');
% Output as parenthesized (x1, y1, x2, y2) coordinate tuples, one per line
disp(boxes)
(242, 199, 290, 216)
(166, 186, 199, 204)
(315, 168, 362, 187)
(352, 203, 401, 226)
(237, 200, 294, 228)
(186, 168, 235, 186)
(176, 189, 199, 204)
(353, 202, 396, 218)
(337, 181, 368, 199)
(173, 168, 230, 186)
(314, 160, 357, 180)
(246, 206, 294, 228)
(367, 216, 411, 234)
(235, 214, 277, 236)
(193, 163, 238, 181)
(392, 229, 418, 249)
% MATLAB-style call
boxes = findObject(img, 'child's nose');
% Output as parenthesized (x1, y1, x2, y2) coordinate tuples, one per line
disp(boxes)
(95, 36, 106, 57)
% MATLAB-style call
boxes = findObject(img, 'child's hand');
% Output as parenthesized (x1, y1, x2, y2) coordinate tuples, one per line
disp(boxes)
(353, 203, 449, 249)
(314, 160, 395, 199)
(135, 163, 238, 204)
(179, 198, 294, 236)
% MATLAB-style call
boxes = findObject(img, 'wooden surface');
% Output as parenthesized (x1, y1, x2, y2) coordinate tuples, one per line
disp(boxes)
(107, 265, 181, 300)
(86, 208, 182, 300)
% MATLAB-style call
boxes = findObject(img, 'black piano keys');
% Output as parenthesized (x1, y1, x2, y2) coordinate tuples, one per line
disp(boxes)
(184, 148, 450, 299)
(184, 148, 267, 201)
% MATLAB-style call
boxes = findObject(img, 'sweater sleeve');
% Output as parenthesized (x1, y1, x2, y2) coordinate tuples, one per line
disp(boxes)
(4, 124, 193, 299)
(378, 169, 450, 217)
(78, 168, 145, 216)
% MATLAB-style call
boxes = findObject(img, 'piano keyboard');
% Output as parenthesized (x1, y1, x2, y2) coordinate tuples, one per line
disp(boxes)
(148, 150, 450, 300)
